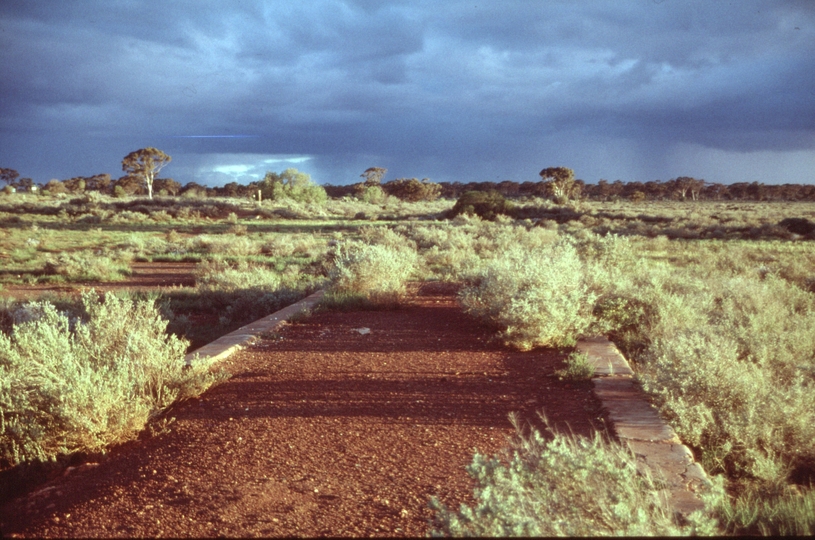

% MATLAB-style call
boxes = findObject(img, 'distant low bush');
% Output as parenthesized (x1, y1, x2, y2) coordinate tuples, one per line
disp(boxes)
(329, 239, 418, 306)
(778, 217, 815, 236)
(259, 168, 327, 204)
(354, 184, 388, 204)
(194, 259, 282, 292)
(189, 234, 262, 257)
(382, 178, 441, 202)
(448, 190, 513, 220)
(44, 252, 132, 282)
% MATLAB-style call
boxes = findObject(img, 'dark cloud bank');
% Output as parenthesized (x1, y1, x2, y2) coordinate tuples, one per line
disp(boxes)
(1, 0, 813, 186)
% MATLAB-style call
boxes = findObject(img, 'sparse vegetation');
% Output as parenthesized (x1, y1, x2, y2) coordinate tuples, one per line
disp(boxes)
(430, 415, 719, 536)
(554, 351, 594, 381)
(2, 186, 815, 535)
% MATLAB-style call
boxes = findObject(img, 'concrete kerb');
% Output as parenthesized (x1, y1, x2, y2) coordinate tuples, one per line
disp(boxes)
(576, 336, 710, 518)
(184, 289, 325, 368)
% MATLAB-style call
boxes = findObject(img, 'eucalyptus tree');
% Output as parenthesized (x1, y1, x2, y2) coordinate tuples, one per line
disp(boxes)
(360, 167, 387, 186)
(122, 148, 171, 199)
(539, 166, 580, 202)
(0, 168, 19, 186)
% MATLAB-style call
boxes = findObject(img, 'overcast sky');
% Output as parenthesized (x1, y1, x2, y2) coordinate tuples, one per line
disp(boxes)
(1, 0, 813, 187)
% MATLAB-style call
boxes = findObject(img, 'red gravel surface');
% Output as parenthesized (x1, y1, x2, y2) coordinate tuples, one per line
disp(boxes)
(1, 283, 609, 537)
(0, 262, 197, 300)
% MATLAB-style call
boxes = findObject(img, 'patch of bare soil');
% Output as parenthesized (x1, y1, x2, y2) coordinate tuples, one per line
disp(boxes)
(0, 262, 197, 300)
(0, 283, 609, 537)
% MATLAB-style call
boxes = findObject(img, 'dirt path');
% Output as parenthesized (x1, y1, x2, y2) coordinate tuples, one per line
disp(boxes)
(0, 262, 197, 299)
(1, 284, 609, 537)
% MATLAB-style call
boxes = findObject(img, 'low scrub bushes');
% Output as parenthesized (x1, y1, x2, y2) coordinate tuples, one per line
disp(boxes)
(161, 285, 316, 351)
(329, 235, 418, 306)
(188, 234, 262, 257)
(715, 483, 815, 536)
(459, 239, 595, 350)
(448, 190, 513, 220)
(398, 219, 558, 281)
(430, 416, 719, 536)
(260, 234, 327, 259)
(44, 251, 132, 282)
(576, 233, 815, 532)
(637, 273, 815, 486)
(0, 292, 222, 467)
(158, 259, 323, 350)
(194, 259, 283, 292)
(553, 351, 594, 381)
(382, 178, 441, 202)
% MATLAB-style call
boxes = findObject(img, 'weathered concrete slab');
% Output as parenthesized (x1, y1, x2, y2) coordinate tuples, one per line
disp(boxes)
(625, 439, 710, 513)
(185, 289, 324, 367)
(592, 376, 679, 443)
(576, 336, 634, 376)
(577, 336, 708, 519)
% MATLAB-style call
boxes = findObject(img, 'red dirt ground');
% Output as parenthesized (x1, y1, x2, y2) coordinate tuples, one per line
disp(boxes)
(0, 262, 198, 300)
(0, 282, 610, 537)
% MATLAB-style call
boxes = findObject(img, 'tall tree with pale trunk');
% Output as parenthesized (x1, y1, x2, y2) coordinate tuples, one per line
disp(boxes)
(122, 148, 171, 199)
(539, 166, 580, 202)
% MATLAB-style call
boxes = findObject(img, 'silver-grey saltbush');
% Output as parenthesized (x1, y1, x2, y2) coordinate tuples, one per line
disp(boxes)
(329, 240, 418, 303)
(459, 239, 595, 350)
(430, 417, 720, 536)
(0, 292, 218, 466)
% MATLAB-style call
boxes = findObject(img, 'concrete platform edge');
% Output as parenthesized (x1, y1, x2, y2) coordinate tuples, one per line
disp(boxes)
(184, 289, 325, 368)
(577, 336, 710, 518)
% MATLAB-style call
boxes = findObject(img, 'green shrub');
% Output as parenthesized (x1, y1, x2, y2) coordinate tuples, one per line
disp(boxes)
(631, 272, 815, 486)
(590, 294, 656, 358)
(0, 292, 222, 466)
(194, 259, 282, 292)
(260, 234, 326, 259)
(43, 252, 132, 282)
(430, 416, 719, 536)
(189, 234, 262, 256)
(554, 351, 595, 381)
(715, 484, 815, 536)
(581, 234, 815, 493)
(355, 184, 388, 204)
(459, 239, 595, 350)
(382, 178, 441, 202)
(448, 190, 513, 220)
(329, 241, 418, 306)
(259, 168, 327, 204)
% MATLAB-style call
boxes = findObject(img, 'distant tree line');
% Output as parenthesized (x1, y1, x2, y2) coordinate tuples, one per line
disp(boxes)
(430, 177, 815, 202)
(4, 160, 815, 202)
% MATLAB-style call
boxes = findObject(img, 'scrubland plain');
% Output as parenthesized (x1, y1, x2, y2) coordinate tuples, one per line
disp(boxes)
(1, 189, 814, 535)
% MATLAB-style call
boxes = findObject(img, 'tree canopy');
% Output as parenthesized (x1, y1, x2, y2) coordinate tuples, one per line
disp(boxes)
(360, 167, 387, 186)
(0, 168, 20, 186)
(121, 148, 171, 199)
(539, 166, 580, 203)
(259, 168, 327, 204)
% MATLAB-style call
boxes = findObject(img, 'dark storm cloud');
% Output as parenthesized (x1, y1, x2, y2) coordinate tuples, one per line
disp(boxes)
(0, 0, 813, 185)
